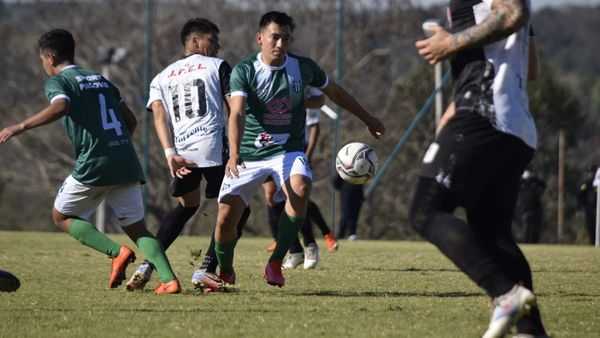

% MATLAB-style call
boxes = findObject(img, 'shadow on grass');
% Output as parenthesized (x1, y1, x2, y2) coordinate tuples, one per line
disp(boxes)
(287, 290, 483, 298)
(363, 267, 459, 272)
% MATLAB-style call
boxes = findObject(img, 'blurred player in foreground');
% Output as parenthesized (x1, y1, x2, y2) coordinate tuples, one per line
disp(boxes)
(411, 0, 549, 336)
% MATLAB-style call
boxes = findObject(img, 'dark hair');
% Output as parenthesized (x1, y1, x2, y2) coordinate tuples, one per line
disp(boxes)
(38, 29, 75, 64)
(259, 11, 295, 32)
(587, 163, 598, 173)
(180, 18, 220, 46)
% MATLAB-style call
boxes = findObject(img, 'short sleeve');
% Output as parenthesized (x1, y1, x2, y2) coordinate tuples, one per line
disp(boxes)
(218, 60, 233, 98)
(229, 63, 249, 97)
(306, 108, 321, 126)
(44, 77, 69, 104)
(304, 58, 328, 89)
(146, 73, 163, 111)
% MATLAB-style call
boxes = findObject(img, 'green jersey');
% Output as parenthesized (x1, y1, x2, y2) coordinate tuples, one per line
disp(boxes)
(229, 53, 328, 161)
(44, 65, 144, 186)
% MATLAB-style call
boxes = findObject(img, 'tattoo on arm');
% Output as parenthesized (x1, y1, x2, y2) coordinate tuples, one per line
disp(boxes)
(451, 0, 529, 52)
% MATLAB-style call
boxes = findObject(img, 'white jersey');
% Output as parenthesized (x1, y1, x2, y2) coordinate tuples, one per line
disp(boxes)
(449, 0, 536, 149)
(147, 53, 231, 167)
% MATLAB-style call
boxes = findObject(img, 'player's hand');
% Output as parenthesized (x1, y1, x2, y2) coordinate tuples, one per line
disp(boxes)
(167, 155, 196, 178)
(365, 115, 386, 139)
(0, 124, 23, 144)
(225, 155, 245, 178)
(415, 26, 453, 65)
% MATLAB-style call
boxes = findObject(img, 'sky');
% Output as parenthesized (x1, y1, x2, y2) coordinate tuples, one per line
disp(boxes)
(418, 0, 600, 10)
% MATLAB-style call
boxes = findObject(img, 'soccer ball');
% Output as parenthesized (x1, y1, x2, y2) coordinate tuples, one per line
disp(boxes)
(335, 142, 378, 185)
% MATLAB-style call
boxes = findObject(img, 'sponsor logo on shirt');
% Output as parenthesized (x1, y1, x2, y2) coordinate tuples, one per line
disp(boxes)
(264, 97, 292, 126)
(254, 132, 289, 148)
(167, 63, 208, 78)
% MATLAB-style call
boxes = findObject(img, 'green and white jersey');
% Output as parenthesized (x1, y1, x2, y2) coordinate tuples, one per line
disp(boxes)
(45, 65, 145, 186)
(230, 53, 328, 161)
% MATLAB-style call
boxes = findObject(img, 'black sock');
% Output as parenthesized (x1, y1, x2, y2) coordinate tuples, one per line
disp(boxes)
(307, 200, 331, 236)
(268, 202, 285, 239)
(300, 217, 316, 247)
(289, 237, 303, 254)
(155, 203, 198, 250)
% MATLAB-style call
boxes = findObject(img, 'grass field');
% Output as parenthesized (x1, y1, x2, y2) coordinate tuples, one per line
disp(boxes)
(1, 231, 599, 338)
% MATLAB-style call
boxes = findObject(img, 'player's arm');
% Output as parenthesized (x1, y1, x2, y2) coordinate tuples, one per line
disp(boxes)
(150, 100, 194, 177)
(321, 81, 385, 139)
(436, 101, 456, 135)
(118, 101, 137, 135)
(305, 93, 325, 109)
(0, 99, 69, 144)
(226, 95, 246, 178)
(415, 0, 529, 64)
(528, 35, 539, 82)
(305, 123, 320, 165)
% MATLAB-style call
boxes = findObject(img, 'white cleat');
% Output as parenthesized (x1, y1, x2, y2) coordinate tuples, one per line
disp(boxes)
(282, 252, 304, 269)
(125, 262, 153, 291)
(482, 285, 537, 338)
(303, 243, 319, 270)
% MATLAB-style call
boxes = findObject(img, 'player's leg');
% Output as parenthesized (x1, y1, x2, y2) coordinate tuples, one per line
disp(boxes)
(307, 199, 338, 252)
(108, 183, 180, 294)
(126, 170, 202, 290)
(192, 206, 250, 292)
(156, 168, 203, 248)
(214, 195, 246, 275)
(346, 194, 363, 240)
(266, 152, 312, 286)
(465, 146, 547, 337)
(263, 179, 282, 250)
(53, 176, 130, 288)
(301, 217, 320, 269)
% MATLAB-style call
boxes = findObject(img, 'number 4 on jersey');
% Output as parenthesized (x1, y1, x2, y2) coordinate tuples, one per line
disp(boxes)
(99, 93, 123, 136)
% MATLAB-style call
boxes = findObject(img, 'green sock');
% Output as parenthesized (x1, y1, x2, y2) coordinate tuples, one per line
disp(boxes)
(215, 240, 237, 274)
(136, 230, 176, 283)
(67, 219, 121, 257)
(270, 213, 305, 262)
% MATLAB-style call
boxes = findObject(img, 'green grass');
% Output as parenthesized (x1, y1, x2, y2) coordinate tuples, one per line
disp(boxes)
(1, 231, 599, 338)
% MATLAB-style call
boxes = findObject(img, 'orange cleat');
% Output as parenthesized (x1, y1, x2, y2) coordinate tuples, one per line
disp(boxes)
(264, 260, 284, 287)
(109, 246, 136, 288)
(324, 234, 338, 252)
(266, 242, 277, 252)
(154, 279, 182, 294)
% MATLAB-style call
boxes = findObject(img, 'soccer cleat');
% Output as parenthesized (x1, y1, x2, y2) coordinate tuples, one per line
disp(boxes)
(482, 285, 537, 338)
(109, 246, 136, 288)
(348, 234, 359, 241)
(282, 252, 304, 269)
(264, 260, 285, 287)
(323, 234, 338, 252)
(191, 269, 225, 292)
(125, 262, 153, 291)
(303, 243, 320, 270)
(154, 279, 181, 294)
(266, 242, 277, 252)
(219, 271, 236, 285)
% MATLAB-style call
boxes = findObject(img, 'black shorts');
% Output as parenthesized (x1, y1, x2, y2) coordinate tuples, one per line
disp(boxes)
(169, 165, 225, 199)
(419, 110, 534, 208)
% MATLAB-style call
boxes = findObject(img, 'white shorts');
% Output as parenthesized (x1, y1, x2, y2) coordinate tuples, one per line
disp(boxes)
(54, 175, 145, 226)
(218, 152, 312, 205)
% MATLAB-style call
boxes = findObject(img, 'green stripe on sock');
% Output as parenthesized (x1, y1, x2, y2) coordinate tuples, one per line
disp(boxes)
(67, 219, 121, 257)
(136, 231, 176, 283)
(215, 240, 237, 274)
(270, 213, 305, 262)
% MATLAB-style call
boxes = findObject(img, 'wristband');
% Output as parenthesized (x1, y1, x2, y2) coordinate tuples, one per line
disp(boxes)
(164, 147, 177, 158)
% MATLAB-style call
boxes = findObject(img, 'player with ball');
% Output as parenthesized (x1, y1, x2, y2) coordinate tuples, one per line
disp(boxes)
(213, 11, 385, 288)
